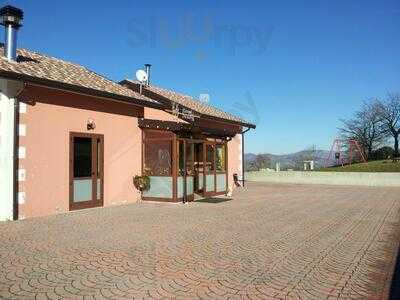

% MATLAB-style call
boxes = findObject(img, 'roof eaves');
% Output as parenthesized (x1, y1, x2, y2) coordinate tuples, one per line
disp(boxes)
(0, 70, 164, 109)
(121, 79, 256, 129)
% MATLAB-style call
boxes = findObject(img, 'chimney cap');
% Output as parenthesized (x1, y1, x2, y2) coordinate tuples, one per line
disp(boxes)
(0, 5, 24, 28)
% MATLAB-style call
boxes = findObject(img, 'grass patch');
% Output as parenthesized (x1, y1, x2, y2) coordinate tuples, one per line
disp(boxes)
(318, 160, 400, 172)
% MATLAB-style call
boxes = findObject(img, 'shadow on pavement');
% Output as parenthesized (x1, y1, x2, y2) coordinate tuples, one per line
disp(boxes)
(194, 197, 232, 204)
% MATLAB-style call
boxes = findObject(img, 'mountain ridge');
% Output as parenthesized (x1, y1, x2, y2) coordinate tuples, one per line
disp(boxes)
(245, 150, 335, 170)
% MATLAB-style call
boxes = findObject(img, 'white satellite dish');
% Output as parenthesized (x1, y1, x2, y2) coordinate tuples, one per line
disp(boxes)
(199, 93, 210, 103)
(136, 69, 148, 83)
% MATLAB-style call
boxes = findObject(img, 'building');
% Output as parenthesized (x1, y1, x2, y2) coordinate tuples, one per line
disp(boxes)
(0, 6, 255, 220)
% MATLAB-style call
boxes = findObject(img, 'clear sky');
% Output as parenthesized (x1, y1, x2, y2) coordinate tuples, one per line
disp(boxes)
(7, 0, 400, 154)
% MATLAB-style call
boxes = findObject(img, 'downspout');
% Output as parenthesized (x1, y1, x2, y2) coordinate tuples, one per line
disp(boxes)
(13, 82, 26, 220)
(241, 127, 251, 187)
(183, 141, 187, 204)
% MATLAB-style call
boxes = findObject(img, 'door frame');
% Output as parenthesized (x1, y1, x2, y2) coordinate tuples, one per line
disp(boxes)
(203, 141, 215, 198)
(215, 142, 228, 196)
(203, 140, 228, 197)
(177, 138, 228, 200)
(193, 141, 205, 197)
(176, 138, 195, 202)
(69, 132, 104, 211)
(183, 139, 195, 202)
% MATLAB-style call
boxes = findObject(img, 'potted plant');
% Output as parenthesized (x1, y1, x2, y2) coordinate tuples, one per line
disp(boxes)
(133, 175, 150, 192)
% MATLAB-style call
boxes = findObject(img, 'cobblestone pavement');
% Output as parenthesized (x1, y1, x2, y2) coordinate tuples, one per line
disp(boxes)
(1, 182, 400, 299)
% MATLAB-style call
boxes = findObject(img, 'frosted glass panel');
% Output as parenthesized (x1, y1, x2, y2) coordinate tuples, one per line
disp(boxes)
(73, 179, 92, 202)
(216, 174, 226, 192)
(177, 177, 183, 198)
(198, 173, 203, 190)
(187, 176, 194, 195)
(177, 176, 194, 198)
(97, 178, 101, 199)
(142, 176, 173, 198)
(206, 174, 215, 192)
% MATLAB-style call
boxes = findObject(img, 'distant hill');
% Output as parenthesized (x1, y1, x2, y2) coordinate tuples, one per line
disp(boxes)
(319, 159, 400, 172)
(245, 150, 336, 170)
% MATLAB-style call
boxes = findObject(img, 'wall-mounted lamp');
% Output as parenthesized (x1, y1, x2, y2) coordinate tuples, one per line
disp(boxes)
(87, 118, 96, 130)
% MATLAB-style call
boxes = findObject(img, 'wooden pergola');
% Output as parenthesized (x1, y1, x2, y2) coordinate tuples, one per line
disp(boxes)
(138, 118, 239, 202)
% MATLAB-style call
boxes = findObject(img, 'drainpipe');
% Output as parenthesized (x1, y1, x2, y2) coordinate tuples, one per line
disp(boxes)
(183, 142, 187, 204)
(241, 127, 251, 187)
(13, 83, 26, 220)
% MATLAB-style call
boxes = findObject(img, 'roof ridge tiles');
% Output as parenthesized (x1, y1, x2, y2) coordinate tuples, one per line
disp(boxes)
(124, 79, 254, 127)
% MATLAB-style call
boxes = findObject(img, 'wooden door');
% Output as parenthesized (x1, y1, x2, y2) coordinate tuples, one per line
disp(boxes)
(193, 142, 204, 195)
(203, 142, 216, 197)
(184, 140, 195, 201)
(69, 133, 104, 210)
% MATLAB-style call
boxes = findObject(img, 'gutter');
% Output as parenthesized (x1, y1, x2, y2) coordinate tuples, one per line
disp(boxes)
(0, 71, 164, 110)
(199, 114, 256, 130)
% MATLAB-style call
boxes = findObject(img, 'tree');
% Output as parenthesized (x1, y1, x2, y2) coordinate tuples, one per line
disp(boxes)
(244, 159, 257, 171)
(293, 145, 317, 170)
(254, 154, 271, 171)
(370, 146, 394, 161)
(375, 94, 400, 157)
(339, 101, 385, 159)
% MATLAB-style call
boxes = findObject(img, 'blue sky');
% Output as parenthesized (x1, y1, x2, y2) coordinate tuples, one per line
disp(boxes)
(8, 0, 400, 154)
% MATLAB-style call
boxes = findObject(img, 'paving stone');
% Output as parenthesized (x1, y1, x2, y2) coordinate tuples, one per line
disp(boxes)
(0, 182, 399, 299)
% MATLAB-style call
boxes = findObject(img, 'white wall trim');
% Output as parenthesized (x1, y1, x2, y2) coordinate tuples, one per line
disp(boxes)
(18, 124, 26, 136)
(18, 192, 25, 204)
(18, 146, 26, 159)
(19, 102, 26, 113)
(0, 79, 21, 221)
(18, 169, 26, 182)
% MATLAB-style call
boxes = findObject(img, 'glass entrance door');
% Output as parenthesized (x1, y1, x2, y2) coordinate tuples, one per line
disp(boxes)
(178, 140, 195, 202)
(70, 133, 103, 210)
(193, 142, 205, 196)
(204, 142, 216, 196)
(185, 142, 195, 201)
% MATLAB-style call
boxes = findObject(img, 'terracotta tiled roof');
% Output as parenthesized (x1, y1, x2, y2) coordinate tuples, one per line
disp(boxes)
(0, 45, 158, 106)
(122, 80, 255, 128)
(0, 44, 255, 128)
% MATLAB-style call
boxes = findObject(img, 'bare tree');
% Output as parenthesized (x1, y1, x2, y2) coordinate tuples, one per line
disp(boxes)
(339, 101, 385, 159)
(254, 154, 271, 170)
(302, 144, 317, 161)
(293, 145, 317, 170)
(375, 94, 400, 157)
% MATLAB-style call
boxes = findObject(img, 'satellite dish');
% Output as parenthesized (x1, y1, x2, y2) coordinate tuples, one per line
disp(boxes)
(136, 69, 148, 83)
(199, 93, 210, 103)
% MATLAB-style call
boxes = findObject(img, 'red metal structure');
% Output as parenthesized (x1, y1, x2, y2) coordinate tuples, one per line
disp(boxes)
(325, 139, 367, 167)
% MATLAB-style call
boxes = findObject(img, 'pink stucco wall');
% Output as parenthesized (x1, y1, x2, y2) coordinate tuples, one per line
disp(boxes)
(18, 86, 143, 219)
(144, 107, 187, 123)
(17, 85, 244, 218)
(227, 134, 242, 192)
